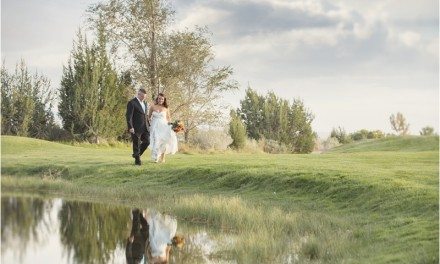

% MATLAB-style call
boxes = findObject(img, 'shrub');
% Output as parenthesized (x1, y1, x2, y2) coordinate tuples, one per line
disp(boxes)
(262, 139, 290, 154)
(420, 126, 435, 136)
(330, 127, 351, 144)
(189, 129, 232, 151)
(350, 129, 384, 141)
(320, 137, 341, 151)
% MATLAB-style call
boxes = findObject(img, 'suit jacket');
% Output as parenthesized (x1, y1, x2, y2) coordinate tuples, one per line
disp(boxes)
(126, 98, 149, 135)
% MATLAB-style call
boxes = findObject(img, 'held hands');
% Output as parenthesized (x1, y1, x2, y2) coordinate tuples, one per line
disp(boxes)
(129, 128, 135, 134)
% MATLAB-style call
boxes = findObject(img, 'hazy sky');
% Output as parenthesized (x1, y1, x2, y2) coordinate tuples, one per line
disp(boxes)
(2, 0, 438, 137)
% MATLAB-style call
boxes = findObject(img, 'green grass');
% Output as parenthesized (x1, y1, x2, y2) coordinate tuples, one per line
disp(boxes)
(1, 135, 438, 263)
(328, 135, 439, 153)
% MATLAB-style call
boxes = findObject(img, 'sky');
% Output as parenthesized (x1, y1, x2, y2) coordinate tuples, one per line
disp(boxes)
(2, 0, 438, 137)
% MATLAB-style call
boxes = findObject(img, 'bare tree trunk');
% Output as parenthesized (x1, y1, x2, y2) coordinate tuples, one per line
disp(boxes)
(149, 2, 159, 99)
(150, 30, 158, 96)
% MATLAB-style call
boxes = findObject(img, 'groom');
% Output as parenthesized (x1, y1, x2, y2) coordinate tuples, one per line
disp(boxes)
(126, 88, 150, 165)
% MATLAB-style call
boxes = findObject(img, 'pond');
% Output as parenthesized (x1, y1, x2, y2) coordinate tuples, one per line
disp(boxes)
(1, 194, 235, 264)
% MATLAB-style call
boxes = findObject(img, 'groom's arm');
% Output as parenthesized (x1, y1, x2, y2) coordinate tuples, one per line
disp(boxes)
(126, 101, 135, 132)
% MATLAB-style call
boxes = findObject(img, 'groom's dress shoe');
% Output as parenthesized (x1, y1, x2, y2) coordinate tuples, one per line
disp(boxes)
(134, 156, 142, 165)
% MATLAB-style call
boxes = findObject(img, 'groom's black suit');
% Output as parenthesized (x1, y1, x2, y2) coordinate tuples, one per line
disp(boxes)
(126, 98, 150, 161)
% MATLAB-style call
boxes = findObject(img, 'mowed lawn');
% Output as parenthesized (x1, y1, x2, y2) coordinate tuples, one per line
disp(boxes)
(1, 135, 438, 263)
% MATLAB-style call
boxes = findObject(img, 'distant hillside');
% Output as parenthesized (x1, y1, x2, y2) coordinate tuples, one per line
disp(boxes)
(328, 136, 439, 153)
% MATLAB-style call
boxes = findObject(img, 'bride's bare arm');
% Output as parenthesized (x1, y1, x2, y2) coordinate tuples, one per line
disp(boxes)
(148, 105, 153, 121)
(167, 109, 171, 122)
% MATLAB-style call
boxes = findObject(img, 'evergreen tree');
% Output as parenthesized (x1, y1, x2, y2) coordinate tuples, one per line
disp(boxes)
(278, 99, 291, 145)
(289, 99, 315, 153)
(59, 26, 131, 141)
(262, 92, 280, 141)
(238, 87, 264, 140)
(229, 110, 247, 149)
(1, 60, 55, 138)
(238, 88, 315, 153)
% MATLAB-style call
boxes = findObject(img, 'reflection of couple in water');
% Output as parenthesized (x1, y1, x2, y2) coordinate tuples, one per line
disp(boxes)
(126, 209, 184, 264)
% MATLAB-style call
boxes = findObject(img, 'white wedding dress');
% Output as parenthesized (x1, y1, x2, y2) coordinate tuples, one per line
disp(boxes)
(150, 111, 178, 161)
(144, 210, 177, 259)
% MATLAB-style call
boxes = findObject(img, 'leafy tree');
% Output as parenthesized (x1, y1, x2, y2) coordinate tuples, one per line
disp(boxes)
(87, 0, 171, 98)
(420, 126, 435, 136)
(389, 112, 410, 136)
(58, 26, 131, 141)
(1, 60, 55, 138)
(229, 110, 247, 149)
(159, 29, 238, 142)
(88, 1, 237, 142)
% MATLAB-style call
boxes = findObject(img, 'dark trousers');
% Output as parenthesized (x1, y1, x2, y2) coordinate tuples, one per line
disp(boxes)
(126, 209, 149, 264)
(131, 132, 149, 158)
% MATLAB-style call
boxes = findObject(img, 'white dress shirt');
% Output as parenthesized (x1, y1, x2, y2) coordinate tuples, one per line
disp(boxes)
(136, 97, 146, 113)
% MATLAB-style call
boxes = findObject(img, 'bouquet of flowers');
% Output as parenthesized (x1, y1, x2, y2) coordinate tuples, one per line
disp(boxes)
(170, 120, 185, 133)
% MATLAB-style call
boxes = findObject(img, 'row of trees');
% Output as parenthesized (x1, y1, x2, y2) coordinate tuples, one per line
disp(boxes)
(330, 112, 436, 144)
(229, 88, 316, 153)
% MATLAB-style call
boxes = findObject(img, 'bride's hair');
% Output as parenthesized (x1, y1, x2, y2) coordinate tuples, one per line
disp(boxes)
(155, 93, 168, 108)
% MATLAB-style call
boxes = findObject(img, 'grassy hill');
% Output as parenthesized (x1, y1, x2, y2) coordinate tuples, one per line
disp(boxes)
(1, 135, 438, 263)
(328, 135, 439, 153)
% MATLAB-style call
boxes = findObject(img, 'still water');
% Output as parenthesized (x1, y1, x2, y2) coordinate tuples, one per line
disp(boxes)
(1, 195, 234, 264)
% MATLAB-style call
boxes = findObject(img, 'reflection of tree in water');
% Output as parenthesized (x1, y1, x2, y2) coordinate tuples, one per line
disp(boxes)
(58, 201, 129, 264)
(1, 196, 52, 256)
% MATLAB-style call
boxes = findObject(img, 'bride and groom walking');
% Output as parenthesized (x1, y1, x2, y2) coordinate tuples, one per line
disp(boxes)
(126, 89, 178, 165)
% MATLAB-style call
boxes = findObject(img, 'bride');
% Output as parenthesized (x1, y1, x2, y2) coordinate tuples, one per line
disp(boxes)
(148, 93, 178, 163)
(143, 210, 180, 263)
